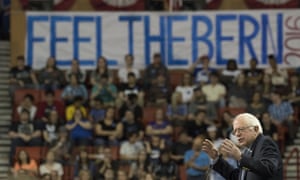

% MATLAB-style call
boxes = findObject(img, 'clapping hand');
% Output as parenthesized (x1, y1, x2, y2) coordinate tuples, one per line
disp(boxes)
(202, 139, 219, 160)
(220, 139, 242, 161)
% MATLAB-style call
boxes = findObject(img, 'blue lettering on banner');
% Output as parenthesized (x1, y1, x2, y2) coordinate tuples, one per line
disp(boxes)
(144, 15, 166, 66)
(238, 15, 259, 64)
(96, 16, 102, 62)
(119, 16, 142, 55)
(216, 14, 237, 65)
(73, 16, 94, 64)
(167, 15, 188, 65)
(27, 15, 48, 66)
(276, 13, 283, 64)
(191, 15, 213, 63)
(50, 16, 71, 58)
(26, 12, 288, 69)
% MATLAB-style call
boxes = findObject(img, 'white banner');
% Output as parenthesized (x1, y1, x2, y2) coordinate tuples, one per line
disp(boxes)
(25, 10, 300, 69)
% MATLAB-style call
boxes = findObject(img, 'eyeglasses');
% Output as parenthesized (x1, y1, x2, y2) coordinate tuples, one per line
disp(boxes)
(232, 126, 256, 136)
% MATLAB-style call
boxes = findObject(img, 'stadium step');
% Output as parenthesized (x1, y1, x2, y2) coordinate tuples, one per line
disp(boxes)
(0, 41, 11, 178)
(283, 125, 300, 180)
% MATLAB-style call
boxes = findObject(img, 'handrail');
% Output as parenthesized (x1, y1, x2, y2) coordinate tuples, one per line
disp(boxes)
(283, 147, 300, 180)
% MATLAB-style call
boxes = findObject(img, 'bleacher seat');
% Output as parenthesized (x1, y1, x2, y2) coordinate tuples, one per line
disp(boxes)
(62, 165, 74, 180)
(13, 89, 41, 106)
(142, 106, 158, 127)
(169, 70, 187, 90)
(40, 89, 63, 102)
(179, 165, 187, 180)
(15, 146, 48, 164)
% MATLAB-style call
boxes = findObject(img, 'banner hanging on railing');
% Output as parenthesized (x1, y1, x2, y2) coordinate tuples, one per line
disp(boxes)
(25, 10, 300, 69)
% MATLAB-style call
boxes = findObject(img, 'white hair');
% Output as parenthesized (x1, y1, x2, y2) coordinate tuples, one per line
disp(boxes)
(233, 113, 263, 134)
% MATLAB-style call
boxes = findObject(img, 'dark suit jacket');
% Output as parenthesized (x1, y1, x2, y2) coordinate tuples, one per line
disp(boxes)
(213, 134, 283, 180)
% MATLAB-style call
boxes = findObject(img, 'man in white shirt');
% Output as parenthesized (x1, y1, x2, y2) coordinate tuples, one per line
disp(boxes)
(202, 73, 226, 119)
(118, 54, 140, 83)
(120, 132, 145, 164)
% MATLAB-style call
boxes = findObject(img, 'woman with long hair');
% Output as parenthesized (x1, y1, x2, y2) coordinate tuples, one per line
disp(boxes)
(11, 150, 38, 177)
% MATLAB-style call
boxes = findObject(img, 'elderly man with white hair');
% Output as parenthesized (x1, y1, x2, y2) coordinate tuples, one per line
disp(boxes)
(202, 113, 283, 180)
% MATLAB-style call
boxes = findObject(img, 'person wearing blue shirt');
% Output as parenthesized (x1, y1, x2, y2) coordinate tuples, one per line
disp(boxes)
(66, 108, 92, 147)
(184, 136, 210, 180)
(189, 55, 216, 86)
(268, 90, 295, 144)
(61, 74, 88, 105)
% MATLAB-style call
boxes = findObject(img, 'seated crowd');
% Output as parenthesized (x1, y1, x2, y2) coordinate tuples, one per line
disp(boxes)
(8, 53, 300, 179)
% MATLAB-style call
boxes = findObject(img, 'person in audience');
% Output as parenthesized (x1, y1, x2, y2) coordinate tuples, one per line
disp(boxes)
(146, 109, 173, 143)
(94, 107, 123, 146)
(65, 96, 87, 121)
(256, 73, 274, 103)
(121, 110, 144, 141)
(36, 90, 65, 123)
(118, 54, 140, 84)
(119, 93, 143, 122)
(246, 91, 267, 119)
(49, 126, 71, 165)
(9, 109, 43, 165)
(103, 168, 115, 180)
(78, 169, 92, 180)
(206, 125, 224, 151)
(17, 94, 37, 121)
(287, 73, 300, 106)
(144, 53, 169, 89)
(244, 58, 263, 87)
(88, 145, 105, 164)
(153, 149, 177, 180)
(94, 147, 119, 179)
(38, 56, 65, 91)
(264, 54, 288, 86)
(180, 0, 203, 10)
(146, 0, 168, 10)
(39, 151, 64, 180)
(40, 174, 52, 180)
(61, 74, 88, 105)
(261, 112, 278, 142)
(185, 110, 210, 138)
(202, 72, 226, 120)
(170, 131, 192, 165)
(219, 110, 235, 139)
(268, 90, 295, 144)
(174, 72, 196, 104)
(91, 74, 117, 107)
(227, 73, 251, 108)
(147, 73, 172, 106)
(184, 136, 210, 180)
(120, 132, 145, 165)
(11, 150, 38, 177)
(66, 108, 93, 147)
(90, 56, 113, 86)
(118, 72, 144, 107)
(189, 55, 216, 86)
(188, 87, 207, 117)
(117, 170, 129, 180)
(65, 58, 86, 84)
(220, 59, 241, 87)
(43, 110, 62, 146)
(88, 97, 106, 124)
(128, 150, 151, 180)
(145, 135, 165, 166)
(167, 92, 188, 126)
(74, 148, 96, 178)
(9, 55, 38, 95)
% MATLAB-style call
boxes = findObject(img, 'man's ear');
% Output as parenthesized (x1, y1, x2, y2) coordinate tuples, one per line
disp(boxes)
(254, 126, 259, 132)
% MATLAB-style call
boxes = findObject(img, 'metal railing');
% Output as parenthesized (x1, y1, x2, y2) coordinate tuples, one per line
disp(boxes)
(284, 147, 300, 180)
